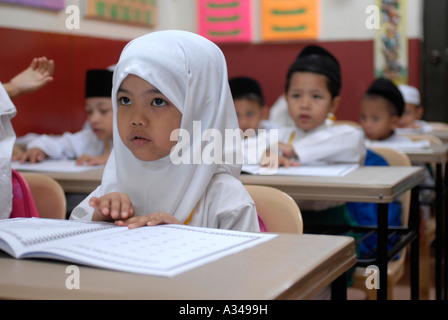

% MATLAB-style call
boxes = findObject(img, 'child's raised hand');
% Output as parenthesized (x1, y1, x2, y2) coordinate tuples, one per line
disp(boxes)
(90, 192, 135, 222)
(7, 57, 55, 98)
(114, 212, 181, 229)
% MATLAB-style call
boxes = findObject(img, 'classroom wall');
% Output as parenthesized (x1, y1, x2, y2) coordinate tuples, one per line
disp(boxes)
(0, 0, 423, 136)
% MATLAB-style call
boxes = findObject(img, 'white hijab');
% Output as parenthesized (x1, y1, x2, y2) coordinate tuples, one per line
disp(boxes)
(72, 30, 243, 224)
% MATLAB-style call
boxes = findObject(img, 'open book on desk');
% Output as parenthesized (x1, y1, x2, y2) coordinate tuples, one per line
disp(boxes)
(241, 163, 359, 176)
(11, 159, 104, 173)
(0, 218, 276, 277)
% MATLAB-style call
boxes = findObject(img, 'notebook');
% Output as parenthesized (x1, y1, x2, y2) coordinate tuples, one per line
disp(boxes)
(0, 218, 276, 277)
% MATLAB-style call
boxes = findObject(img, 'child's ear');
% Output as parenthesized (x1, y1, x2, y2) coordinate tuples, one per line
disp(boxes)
(329, 96, 341, 115)
(391, 114, 400, 129)
(416, 105, 424, 119)
(261, 105, 269, 119)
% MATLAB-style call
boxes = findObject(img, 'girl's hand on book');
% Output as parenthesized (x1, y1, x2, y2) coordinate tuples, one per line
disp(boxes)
(90, 192, 135, 222)
(114, 212, 181, 229)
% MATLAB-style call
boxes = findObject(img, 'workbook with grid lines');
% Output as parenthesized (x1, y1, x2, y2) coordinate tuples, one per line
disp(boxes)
(0, 218, 276, 277)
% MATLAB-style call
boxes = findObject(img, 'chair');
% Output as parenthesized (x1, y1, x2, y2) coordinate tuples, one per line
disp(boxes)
(244, 185, 303, 234)
(21, 172, 66, 220)
(350, 147, 412, 300)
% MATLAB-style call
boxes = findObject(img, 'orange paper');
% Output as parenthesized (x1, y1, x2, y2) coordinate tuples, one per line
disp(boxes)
(261, 0, 319, 41)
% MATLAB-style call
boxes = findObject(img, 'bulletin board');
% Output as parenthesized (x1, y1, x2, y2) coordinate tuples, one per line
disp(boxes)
(374, 0, 408, 84)
(261, 0, 319, 41)
(0, 0, 64, 10)
(85, 0, 157, 27)
(198, 0, 252, 43)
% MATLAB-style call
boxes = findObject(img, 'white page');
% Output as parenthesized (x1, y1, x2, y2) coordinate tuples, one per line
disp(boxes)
(0, 218, 277, 277)
(241, 163, 359, 176)
(11, 159, 104, 172)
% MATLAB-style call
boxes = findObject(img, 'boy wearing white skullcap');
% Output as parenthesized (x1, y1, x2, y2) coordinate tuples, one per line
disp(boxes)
(397, 84, 432, 133)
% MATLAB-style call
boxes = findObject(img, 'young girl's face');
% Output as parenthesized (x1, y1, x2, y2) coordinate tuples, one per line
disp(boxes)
(86, 97, 113, 141)
(285, 72, 338, 132)
(360, 97, 398, 140)
(116, 74, 182, 161)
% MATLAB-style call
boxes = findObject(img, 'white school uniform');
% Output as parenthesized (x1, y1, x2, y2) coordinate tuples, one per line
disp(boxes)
(277, 122, 366, 211)
(0, 83, 16, 219)
(364, 131, 430, 149)
(279, 123, 366, 165)
(242, 120, 279, 165)
(70, 30, 259, 232)
(26, 128, 112, 160)
(396, 120, 433, 134)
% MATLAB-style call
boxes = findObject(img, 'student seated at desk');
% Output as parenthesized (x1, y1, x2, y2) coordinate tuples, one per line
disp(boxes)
(229, 76, 279, 165)
(360, 78, 430, 149)
(361, 78, 436, 219)
(260, 45, 366, 231)
(1, 57, 54, 219)
(14, 69, 114, 166)
(346, 148, 402, 258)
(70, 30, 260, 232)
(396, 84, 433, 134)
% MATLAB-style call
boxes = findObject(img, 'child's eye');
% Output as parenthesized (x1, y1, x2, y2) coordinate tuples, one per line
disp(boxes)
(100, 109, 112, 115)
(313, 94, 322, 99)
(118, 96, 131, 106)
(152, 98, 167, 107)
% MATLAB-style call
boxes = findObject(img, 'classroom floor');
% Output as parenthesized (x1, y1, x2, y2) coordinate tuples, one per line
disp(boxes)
(347, 245, 436, 300)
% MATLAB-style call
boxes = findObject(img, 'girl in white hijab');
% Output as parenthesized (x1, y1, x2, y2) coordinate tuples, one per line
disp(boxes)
(70, 30, 260, 232)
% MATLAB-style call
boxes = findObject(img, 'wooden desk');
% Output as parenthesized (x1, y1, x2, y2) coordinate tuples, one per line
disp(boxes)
(0, 233, 355, 300)
(240, 166, 425, 300)
(432, 130, 448, 143)
(17, 165, 424, 300)
(240, 167, 424, 204)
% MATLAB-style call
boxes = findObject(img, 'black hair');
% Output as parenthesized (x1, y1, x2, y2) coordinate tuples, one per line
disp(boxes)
(285, 45, 341, 98)
(229, 76, 265, 106)
(364, 77, 404, 117)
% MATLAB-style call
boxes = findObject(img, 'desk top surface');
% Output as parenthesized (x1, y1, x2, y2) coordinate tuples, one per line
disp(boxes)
(0, 233, 355, 300)
(241, 166, 425, 203)
(23, 165, 425, 203)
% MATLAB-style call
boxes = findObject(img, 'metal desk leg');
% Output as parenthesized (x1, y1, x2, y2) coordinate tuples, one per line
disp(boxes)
(377, 203, 388, 300)
(435, 163, 444, 300)
(331, 272, 347, 300)
(444, 161, 448, 300)
(410, 186, 420, 300)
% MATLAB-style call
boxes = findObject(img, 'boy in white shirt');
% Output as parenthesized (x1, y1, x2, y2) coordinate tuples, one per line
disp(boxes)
(15, 69, 114, 165)
(360, 78, 430, 149)
(228, 76, 278, 165)
(397, 84, 433, 133)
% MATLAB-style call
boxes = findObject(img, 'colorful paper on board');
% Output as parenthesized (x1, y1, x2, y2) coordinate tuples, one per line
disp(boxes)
(198, 0, 252, 43)
(85, 0, 157, 27)
(261, 0, 319, 41)
(0, 0, 64, 10)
